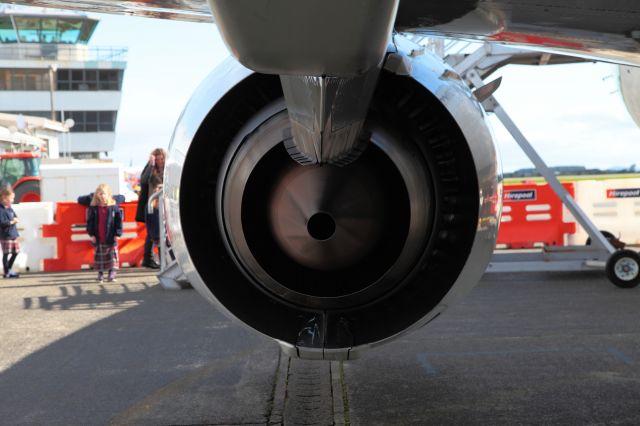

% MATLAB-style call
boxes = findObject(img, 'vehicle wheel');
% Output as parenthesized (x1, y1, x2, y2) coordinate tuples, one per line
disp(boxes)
(605, 249, 640, 288)
(585, 230, 615, 246)
(14, 180, 41, 203)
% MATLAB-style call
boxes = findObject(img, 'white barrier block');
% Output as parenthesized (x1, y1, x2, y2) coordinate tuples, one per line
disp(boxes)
(11, 202, 56, 273)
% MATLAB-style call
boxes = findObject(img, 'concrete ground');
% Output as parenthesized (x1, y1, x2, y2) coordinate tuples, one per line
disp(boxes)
(0, 269, 639, 425)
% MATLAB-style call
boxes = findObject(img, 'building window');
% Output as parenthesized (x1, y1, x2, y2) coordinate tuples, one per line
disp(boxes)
(57, 68, 123, 91)
(0, 15, 98, 44)
(3, 111, 117, 132)
(0, 17, 18, 43)
(64, 110, 117, 132)
(0, 68, 123, 90)
(8, 16, 98, 44)
(0, 69, 51, 90)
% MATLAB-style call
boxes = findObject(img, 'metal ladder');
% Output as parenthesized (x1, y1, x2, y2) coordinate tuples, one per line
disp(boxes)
(442, 42, 620, 272)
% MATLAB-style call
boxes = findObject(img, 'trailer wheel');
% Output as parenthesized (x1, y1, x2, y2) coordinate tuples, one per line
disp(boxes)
(606, 249, 640, 288)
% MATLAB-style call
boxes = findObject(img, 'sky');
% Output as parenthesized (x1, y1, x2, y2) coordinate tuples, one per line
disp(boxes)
(86, 13, 640, 172)
(89, 14, 227, 168)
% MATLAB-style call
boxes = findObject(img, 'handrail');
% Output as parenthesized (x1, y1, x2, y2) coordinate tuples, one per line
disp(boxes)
(0, 44, 128, 62)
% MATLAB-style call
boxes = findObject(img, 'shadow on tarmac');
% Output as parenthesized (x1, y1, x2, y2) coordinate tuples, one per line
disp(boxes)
(1, 270, 640, 425)
(22, 283, 153, 311)
(0, 281, 281, 425)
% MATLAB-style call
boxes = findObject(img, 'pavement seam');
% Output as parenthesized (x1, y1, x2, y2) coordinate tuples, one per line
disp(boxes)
(267, 351, 289, 425)
(284, 358, 333, 425)
(339, 362, 350, 426)
(330, 361, 343, 426)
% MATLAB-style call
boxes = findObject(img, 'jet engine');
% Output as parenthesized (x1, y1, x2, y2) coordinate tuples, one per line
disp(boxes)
(164, 43, 501, 360)
(620, 65, 640, 129)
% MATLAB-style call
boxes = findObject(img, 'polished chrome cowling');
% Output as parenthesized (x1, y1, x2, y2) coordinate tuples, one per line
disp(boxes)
(165, 45, 501, 360)
(620, 65, 640, 128)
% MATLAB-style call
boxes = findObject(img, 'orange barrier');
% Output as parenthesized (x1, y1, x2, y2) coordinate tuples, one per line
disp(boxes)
(43, 201, 146, 271)
(497, 183, 576, 249)
(40, 183, 578, 270)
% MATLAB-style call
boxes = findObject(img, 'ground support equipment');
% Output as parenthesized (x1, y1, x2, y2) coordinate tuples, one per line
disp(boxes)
(444, 42, 640, 287)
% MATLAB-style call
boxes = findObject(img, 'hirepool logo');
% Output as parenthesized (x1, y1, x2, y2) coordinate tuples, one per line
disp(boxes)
(504, 189, 536, 201)
(607, 188, 640, 198)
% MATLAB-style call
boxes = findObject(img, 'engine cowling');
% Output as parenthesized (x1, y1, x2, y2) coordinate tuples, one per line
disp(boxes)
(164, 44, 501, 360)
(620, 65, 640, 129)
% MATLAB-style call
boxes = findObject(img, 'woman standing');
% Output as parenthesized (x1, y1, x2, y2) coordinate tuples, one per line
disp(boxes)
(136, 148, 165, 269)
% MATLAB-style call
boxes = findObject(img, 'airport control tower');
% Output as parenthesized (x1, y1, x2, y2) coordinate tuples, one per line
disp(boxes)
(0, 7, 127, 158)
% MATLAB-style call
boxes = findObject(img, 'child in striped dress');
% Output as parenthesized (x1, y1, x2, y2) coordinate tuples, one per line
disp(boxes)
(0, 186, 20, 278)
(79, 184, 124, 283)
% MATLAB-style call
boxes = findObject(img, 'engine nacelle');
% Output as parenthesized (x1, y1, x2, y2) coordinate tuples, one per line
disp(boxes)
(164, 43, 501, 360)
(620, 65, 640, 129)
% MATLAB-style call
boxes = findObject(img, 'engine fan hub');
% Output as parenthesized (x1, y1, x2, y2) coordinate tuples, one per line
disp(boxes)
(306, 213, 336, 241)
(268, 161, 387, 271)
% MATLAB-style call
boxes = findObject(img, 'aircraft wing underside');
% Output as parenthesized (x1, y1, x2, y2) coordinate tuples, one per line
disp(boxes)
(5, 0, 213, 21)
(6, 0, 640, 65)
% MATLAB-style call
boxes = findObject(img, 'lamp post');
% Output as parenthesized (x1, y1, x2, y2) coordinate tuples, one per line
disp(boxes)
(63, 118, 74, 158)
(48, 64, 58, 121)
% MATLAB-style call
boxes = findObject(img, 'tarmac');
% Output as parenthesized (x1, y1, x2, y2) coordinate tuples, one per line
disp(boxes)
(1, 268, 639, 425)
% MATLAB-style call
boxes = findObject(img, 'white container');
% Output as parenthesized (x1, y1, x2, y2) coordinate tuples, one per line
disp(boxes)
(568, 178, 640, 245)
(40, 161, 123, 202)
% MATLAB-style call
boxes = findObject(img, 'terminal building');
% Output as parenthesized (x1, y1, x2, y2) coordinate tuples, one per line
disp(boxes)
(0, 7, 127, 158)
